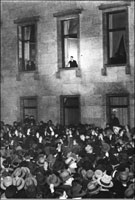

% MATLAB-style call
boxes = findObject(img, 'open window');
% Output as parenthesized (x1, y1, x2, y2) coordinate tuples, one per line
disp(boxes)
(60, 95, 80, 126)
(54, 9, 81, 69)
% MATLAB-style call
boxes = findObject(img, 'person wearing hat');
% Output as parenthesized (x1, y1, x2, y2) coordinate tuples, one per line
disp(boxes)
(94, 173, 114, 198)
(67, 179, 86, 198)
(111, 165, 132, 198)
(4, 185, 18, 198)
(86, 180, 101, 198)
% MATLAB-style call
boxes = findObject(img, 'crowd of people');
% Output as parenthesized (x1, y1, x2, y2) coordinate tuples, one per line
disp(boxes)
(0, 116, 135, 199)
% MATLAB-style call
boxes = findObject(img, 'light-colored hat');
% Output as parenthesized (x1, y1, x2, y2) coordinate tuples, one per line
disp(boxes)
(1, 176, 13, 190)
(13, 177, 25, 190)
(87, 181, 101, 195)
(92, 170, 103, 181)
(97, 174, 113, 188)
(12, 167, 26, 179)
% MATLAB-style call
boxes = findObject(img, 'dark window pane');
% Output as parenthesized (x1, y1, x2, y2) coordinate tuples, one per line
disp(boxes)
(109, 11, 126, 29)
(18, 24, 36, 71)
(23, 99, 37, 107)
(63, 18, 78, 36)
(109, 31, 126, 64)
(64, 97, 79, 107)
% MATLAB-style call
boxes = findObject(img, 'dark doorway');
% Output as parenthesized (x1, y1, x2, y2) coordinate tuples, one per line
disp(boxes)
(60, 95, 80, 126)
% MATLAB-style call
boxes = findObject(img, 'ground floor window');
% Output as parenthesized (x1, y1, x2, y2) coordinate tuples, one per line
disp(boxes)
(60, 95, 80, 126)
(20, 96, 38, 122)
(106, 94, 129, 126)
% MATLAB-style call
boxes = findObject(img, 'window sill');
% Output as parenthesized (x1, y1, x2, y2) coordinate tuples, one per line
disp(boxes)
(59, 67, 78, 71)
(56, 67, 81, 78)
(19, 70, 36, 73)
(105, 63, 127, 67)
(16, 70, 39, 81)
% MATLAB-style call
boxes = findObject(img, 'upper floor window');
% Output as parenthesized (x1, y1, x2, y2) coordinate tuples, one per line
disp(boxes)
(107, 10, 127, 65)
(14, 16, 39, 72)
(62, 17, 79, 68)
(101, 7, 129, 67)
(54, 9, 82, 69)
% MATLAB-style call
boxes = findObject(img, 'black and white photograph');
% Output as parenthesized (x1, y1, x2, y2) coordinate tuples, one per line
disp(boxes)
(0, 0, 135, 199)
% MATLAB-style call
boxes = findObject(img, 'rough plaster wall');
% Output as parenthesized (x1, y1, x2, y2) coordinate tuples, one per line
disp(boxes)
(1, 1, 134, 127)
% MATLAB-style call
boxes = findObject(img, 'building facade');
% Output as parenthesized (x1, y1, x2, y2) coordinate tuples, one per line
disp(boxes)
(1, 0, 135, 128)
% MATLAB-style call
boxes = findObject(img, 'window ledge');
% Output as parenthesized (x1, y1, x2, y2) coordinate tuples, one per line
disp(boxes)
(98, 2, 131, 10)
(59, 67, 77, 71)
(16, 70, 39, 81)
(19, 70, 36, 73)
(53, 9, 82, 17)
(14, 16, 40, 24)
(105, 64, 127, 67)
(56, 67, 81, 78)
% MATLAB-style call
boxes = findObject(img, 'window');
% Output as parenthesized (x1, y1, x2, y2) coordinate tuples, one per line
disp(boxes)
(60, 95, 80, 125)
(54, 9, 81, 69)
(62, 18, 79, 68)
(20, 96, 38, 122)
(103, 9, 129, 66)
(106, 94, 129, 126)
(14, 16, 39, 72)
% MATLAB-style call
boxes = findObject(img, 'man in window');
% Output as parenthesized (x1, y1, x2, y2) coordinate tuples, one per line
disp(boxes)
(67, 56, 78, 68)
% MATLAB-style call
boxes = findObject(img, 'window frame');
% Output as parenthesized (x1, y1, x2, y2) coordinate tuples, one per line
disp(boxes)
(14, 16, 39, 72)
(20, 96, 38, 122)
(60, 95, 81, 126)
(102, 7, 129, 67)
(54, 9, 81, 70)
(106, 93, 130, 125)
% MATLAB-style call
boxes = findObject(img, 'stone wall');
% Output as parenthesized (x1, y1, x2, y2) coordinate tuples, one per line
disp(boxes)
(1, 0, 134, 127)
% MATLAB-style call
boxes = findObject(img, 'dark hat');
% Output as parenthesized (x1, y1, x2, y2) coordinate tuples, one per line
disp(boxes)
(5, 185, 17, 198)
(124, 183, 135, 198)
(25, 185, 37, 198)
(67, 180, 86, 198)
(101, 142, 110, 152)
(53, 159, 66, 172)
(24, 176, 37, 190)
(35, 169, 46, 186)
